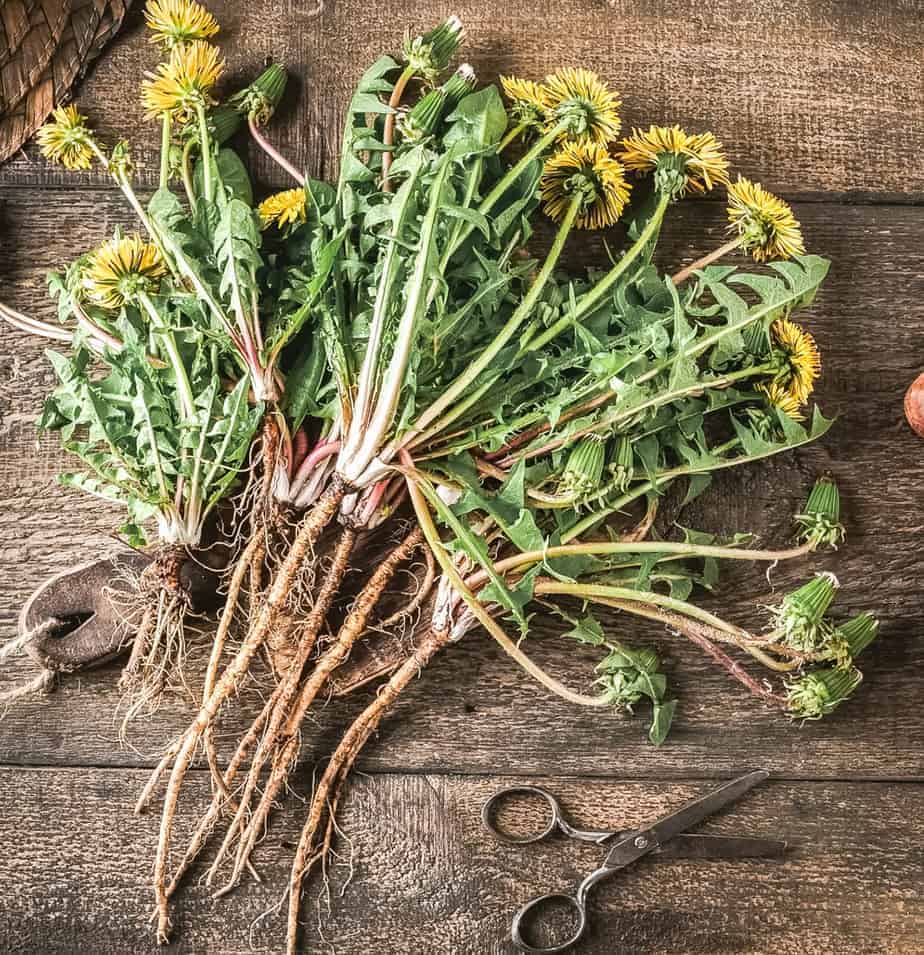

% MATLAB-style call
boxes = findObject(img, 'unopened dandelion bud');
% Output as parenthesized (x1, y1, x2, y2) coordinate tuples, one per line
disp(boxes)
(443, 63, 476, 109)
(743, 321, 769, 357)
(560, 436, 606, 499)
(787, 667, 862, 720)
(228, 63, 288, 125)
(608, 435, 634, 492)
(835, 612, 879, 659)
(401, 64, 475, 141)
(773, 572, 839, 652)
(208, 104, 244, 143)
(404, 16, 464, 80)
(794, 476, 845, 550)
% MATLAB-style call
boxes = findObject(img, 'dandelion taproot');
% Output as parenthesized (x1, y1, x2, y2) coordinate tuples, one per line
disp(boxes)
(543, 68, 621, 145)
(258, 189, 307, 229)
(83, 236, 167, 309)
(144, 0, 219, 50)
(36, 106, 96, 171)
(540, 141, 631, 230)
(726, 176, 805, 262)
(142, 40, 224, 120)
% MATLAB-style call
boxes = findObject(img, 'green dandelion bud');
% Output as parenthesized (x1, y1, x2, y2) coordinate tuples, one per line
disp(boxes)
(743, 320, 769, 357)
(795, 476, 846, 550)
(399, 64, 475, 142)
(560, 436, 606, 500)
(835, 612, 879, 659)
(787, 666, 862, 720)
(228, 63, 288, 125)
(404, 16, 464, 81)
(773, 572, 839, 652)
(608, 436, 634, 493)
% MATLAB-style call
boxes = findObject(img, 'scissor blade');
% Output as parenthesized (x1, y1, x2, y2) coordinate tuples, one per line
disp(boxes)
(651, 833, 786, 861)
(604, 770, 769, 869)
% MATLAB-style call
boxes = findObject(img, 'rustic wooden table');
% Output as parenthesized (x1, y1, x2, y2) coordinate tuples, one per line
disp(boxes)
(1, 2, 922, 953)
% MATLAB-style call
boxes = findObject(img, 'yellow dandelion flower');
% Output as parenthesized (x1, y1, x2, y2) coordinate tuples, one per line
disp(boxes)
(542, 68, 621, 145)
(618, 125, 730, 196)
(726, 176, 805, 262)
(35, 105, 96, 170)
(500, 75, 548, 127)
(540, 142, 631, 231)
(771, 318, 821, 403)
(83, 235, 167, 309)
(144, 0, 219, 50)
(141, 40, 224, 120)
(258, 188, 307, 229)
(759, 381, 805, 421)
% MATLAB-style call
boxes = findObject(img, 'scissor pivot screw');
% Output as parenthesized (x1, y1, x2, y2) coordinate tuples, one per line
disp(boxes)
(634, 835, 650, 849)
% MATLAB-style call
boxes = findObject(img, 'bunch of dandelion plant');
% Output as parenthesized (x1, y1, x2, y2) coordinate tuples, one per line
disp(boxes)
(0, 4, 884, 952)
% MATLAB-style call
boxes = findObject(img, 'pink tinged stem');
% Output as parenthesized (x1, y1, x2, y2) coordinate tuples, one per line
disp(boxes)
(289, 439, 342, 497)
(679, 622, 787, 707)
(289, 426, 310, 479)
(356, 478, 391, 525)
(248, 117, 305, 185)
(0, 302, 73, 342)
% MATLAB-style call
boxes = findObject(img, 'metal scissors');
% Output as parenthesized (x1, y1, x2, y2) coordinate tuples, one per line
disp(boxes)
(483, 769, 786, 953)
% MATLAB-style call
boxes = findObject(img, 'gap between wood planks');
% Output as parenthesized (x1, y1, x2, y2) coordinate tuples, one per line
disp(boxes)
(3, 177, 924, 207)
(1, 762, 922, 785)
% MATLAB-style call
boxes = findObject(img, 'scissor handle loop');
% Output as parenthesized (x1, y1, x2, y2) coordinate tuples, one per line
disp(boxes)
(482, 786, 561, 845)
(511, 892, 587, 954)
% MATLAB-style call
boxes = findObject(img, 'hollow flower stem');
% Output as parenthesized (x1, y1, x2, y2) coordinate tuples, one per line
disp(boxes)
(672, 236, 744, 285)
(381, 64, 415, 190)
(248, 115, 305, 184)
(159, 114, 172, 190)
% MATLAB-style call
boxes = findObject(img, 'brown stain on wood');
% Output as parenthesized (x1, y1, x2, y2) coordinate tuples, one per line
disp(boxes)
(0, 0, 922, 951)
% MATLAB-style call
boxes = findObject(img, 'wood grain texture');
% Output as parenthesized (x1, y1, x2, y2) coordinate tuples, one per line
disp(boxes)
(0, 3, 922, 952)
(0, 0, 922, 198)
(0, 192, 922, 778)
(0, 767, 921, 953)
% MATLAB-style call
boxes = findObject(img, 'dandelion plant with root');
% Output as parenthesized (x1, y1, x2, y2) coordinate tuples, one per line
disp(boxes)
(0, 2, 884, 950)
(0, 6, 292, 705)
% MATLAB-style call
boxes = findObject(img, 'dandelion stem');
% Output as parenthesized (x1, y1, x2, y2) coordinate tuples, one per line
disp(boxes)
(464, 538, 813, 592)
(561, 437, 742, 541)
(138, 291, 196, 421)
(181, 139, 197, 211)
(159, 115, 172, 190)
(404, 464, 609, 708)
(522, 189, 673, 353)
(672, 236, 743, 284)
(381, 65, 415, 191)
(588, 596, 787, 707)
(497, 121, 528, 152)
(403, 188, 583, 445)
(247, 115, 305, 184)
(196, 103, 212, 202)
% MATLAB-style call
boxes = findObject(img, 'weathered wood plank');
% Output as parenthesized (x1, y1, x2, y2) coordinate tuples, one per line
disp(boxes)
(0, 767, 921, 953)
(0, 0, 922, 199)
(0, 194, 921, 777)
